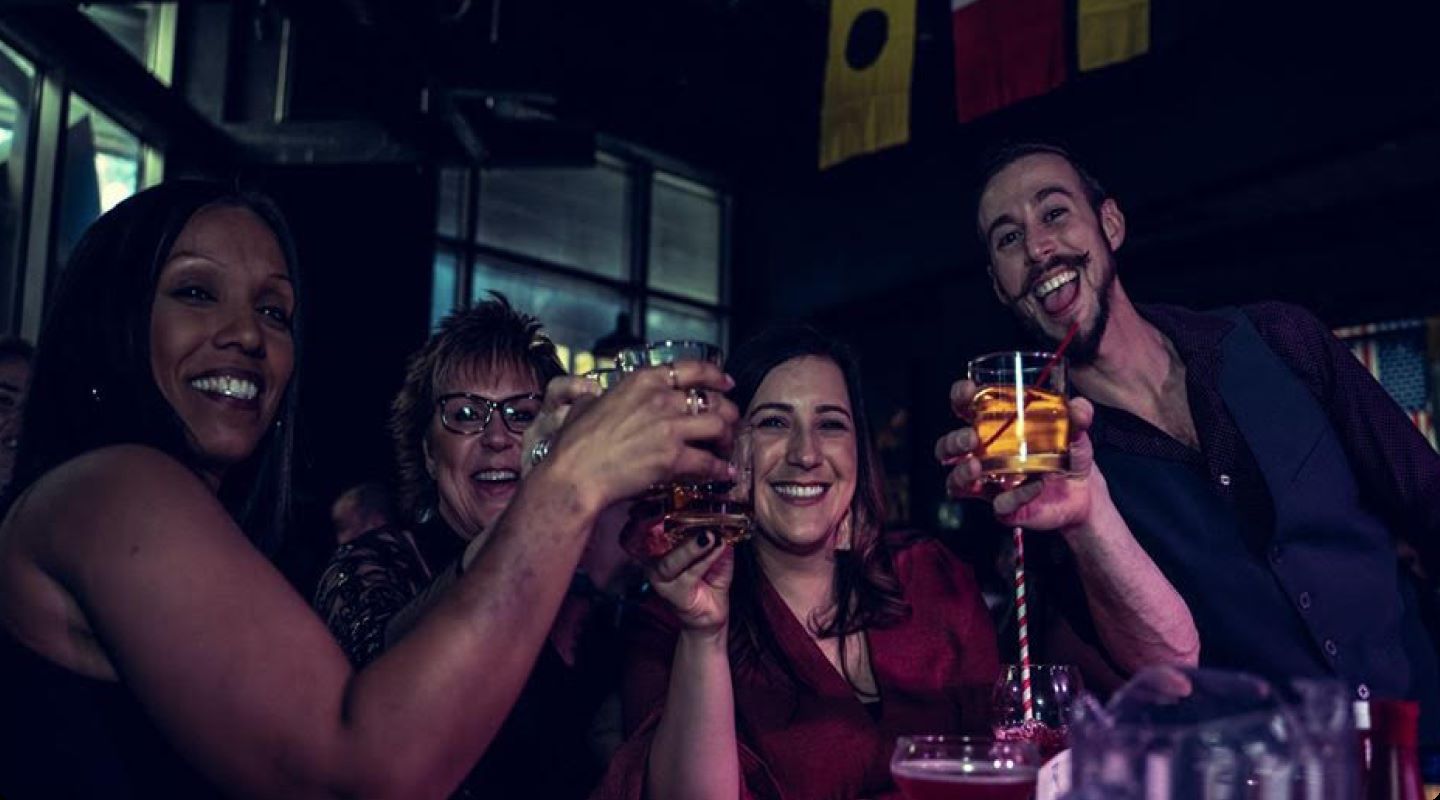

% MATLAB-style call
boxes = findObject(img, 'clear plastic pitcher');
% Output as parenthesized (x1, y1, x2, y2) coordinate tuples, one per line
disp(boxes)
(1065, 667, 1358, 800)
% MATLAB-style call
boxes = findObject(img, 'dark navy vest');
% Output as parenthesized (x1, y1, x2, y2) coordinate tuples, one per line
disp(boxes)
(1093, 308, 1439, 739)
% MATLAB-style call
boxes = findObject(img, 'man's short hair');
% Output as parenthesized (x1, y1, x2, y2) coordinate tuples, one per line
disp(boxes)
(973, 140, 1109, 244)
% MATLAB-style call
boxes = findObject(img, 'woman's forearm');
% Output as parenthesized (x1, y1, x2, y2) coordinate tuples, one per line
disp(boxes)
(647, 626, 741, 800)
(336, 453, 605, 796)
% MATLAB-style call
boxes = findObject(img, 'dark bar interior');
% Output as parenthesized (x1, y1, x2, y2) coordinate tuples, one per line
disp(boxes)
(0, 1, 1437, 797)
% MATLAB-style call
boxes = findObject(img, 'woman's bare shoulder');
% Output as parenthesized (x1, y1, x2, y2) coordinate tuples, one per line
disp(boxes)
(9, 445, 226, 563)
(27, 445, 208, 508)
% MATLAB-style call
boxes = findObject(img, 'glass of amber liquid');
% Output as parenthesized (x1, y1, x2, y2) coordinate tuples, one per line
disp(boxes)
(618, 340, 753, 554)
(967, 352, 1070, 491)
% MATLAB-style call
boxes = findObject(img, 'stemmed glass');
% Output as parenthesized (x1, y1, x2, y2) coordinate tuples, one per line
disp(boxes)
(992, 664, 1081, 761)
(890, 735, 1041, 800)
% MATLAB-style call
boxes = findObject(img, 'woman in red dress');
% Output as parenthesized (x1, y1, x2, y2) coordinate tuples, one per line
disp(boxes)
(598, 325, 1000, 800)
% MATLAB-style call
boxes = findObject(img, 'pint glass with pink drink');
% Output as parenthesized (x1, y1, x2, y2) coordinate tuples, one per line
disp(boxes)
(890, 736, 1040, 800)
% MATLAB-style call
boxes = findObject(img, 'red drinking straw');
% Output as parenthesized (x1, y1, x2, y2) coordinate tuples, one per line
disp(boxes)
(1014, 528, 1033, 722)
(981, 322, 1079, 451)
(994, 321, 1078, 725)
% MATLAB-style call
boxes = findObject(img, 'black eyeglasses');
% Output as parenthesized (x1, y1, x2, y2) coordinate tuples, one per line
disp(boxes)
(435, 392, 543, 436)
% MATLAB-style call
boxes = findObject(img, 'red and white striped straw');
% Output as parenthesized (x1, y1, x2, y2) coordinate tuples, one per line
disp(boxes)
(1013, 526, 1034, 722)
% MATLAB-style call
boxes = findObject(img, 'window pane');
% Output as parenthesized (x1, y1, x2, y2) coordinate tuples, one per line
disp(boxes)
(648, 172, 721, 303)
(471, 261, 625, 368)
(476, 163, 630, 280)
(645, 298, 721, 348)
(82, 4, 167, 78)
(432, 249, 459, 330)
(436, 168, 467, 239)
(55, 96, 142, 272)
(0, 42, 34, 335)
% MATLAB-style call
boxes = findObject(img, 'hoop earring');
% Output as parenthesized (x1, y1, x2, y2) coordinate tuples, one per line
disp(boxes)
(835, 511, 854, 551)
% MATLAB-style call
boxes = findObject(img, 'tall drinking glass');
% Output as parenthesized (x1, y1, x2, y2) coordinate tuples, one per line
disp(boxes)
(890, 735, 1041, 800)
(966, 352, 1070, 492)
(619, 340, 753, 552)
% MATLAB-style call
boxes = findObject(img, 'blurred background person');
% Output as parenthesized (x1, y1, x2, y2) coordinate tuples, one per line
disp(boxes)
(329, 480, 396, 547)
(0, 335, 33, 497)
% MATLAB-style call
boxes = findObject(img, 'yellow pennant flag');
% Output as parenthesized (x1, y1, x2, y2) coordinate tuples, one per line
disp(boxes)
(819, 0, 916, 170)
(1077, 0, 1150, 72)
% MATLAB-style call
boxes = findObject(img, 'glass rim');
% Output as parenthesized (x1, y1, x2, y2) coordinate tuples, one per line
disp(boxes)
(617, 340, 723, 369)
(967, 350, 1063, 368)
(891, 733, 1041, 763)
(646, 339, 721, 354)
(894, 733, 998, 746)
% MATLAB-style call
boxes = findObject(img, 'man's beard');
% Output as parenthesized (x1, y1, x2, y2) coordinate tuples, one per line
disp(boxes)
(1009, 249, 1116, 366)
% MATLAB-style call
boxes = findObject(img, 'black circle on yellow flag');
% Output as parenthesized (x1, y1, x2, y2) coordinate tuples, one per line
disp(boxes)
(846, 9, 889, 71)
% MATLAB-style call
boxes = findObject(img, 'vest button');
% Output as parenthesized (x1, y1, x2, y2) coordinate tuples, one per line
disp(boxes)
(1324, 639, 1338, 657)
(1269, 545, 1283, 563)
(1298, 592, 1312, 610)
(1218, 473, 1232, 487)
(1357, 684, 1371, 700)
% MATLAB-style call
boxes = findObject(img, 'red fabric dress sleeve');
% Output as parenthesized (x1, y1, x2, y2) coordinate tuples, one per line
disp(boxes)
(892, 536, 1001, 731)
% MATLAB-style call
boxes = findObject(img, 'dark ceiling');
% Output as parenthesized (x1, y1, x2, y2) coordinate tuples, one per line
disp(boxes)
(278, 0, 1440, 259)
(6, 0, 1438, 326)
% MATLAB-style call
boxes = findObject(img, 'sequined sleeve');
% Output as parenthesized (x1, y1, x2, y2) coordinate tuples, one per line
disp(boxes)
(313, 526, 433, 668)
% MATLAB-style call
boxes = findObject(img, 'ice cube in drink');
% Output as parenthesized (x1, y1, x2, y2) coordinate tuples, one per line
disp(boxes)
(661, 482, 752, 549)
(994, 721, 1068, 762)
(972, 385, 1069, 487)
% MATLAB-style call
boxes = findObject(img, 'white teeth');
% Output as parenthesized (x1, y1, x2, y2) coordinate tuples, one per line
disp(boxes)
(1034, 270, 1078, 299)
(474, 470, 518, 482)
(773, 484, 826, 499)
(189, 376, 259, 401)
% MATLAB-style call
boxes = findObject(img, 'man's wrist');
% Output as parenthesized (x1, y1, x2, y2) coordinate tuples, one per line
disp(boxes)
(1063, 470, 1119, 547)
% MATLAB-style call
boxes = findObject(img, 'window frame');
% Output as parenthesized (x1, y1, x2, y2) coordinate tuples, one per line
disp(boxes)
(433, 151, 732, 367)
(0, 7, 174, 341)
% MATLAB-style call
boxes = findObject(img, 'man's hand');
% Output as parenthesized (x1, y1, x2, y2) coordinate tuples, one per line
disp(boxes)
(935, 378, 1102, 535)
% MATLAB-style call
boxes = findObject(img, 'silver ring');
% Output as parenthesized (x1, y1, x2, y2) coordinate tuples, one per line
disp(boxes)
(685, 389, 710, 415)
(667, 364, 679, 390)
(524, 436, 552, 470)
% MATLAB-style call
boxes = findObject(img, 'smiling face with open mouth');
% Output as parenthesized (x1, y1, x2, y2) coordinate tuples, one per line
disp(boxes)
(979, 152, 1126, 362)
(423, 362, 539, 541)
(747, 355, 858, 556)
(149, 204, 295, 484)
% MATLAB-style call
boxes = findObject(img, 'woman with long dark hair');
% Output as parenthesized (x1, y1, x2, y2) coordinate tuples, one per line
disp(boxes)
(598, 324, 1000, 799)
(0, 180, 737, 798)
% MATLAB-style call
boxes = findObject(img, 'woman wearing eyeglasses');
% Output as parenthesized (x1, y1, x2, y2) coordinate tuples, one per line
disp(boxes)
(313, 293, 624, 799)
